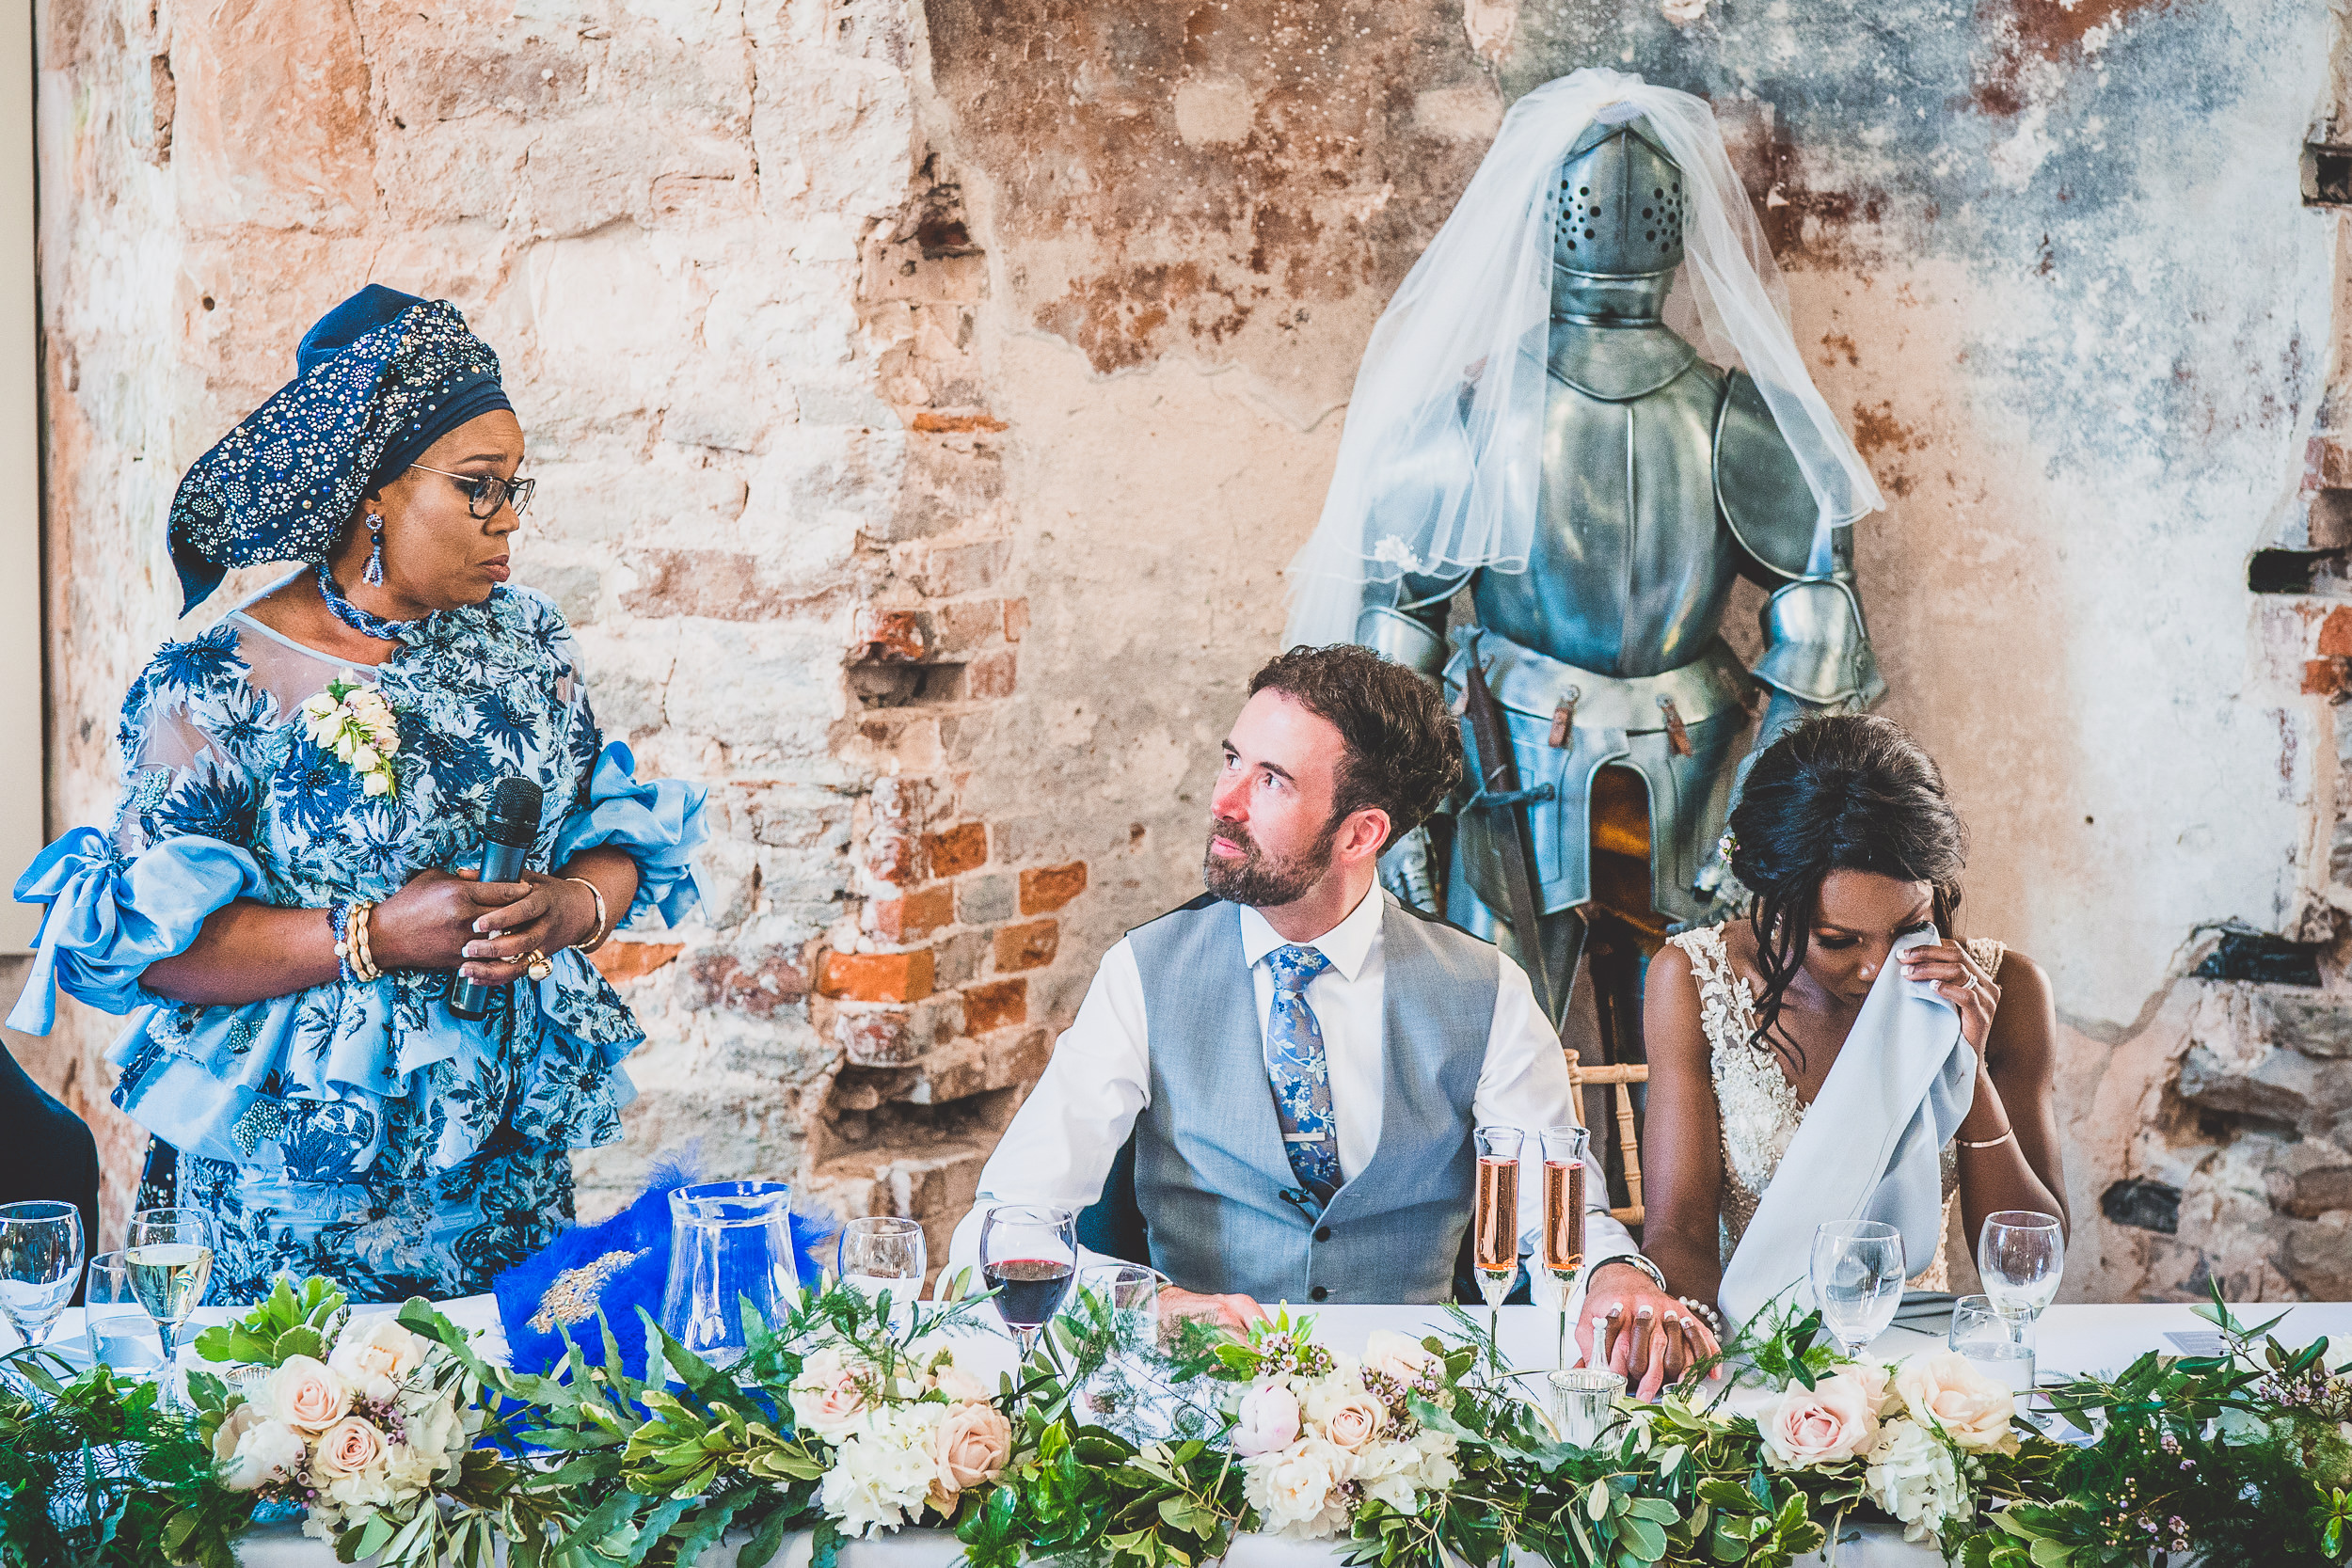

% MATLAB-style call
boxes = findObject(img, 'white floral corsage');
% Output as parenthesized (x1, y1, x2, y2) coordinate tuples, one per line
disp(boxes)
(300, 673, 401, 798)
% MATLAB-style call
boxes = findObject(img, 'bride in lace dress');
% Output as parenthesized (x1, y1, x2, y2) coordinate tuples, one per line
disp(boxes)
(1638, 716, 2069, 1323)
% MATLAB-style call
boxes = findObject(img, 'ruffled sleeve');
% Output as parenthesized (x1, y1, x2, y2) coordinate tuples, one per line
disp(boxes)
(7, 829, 265, 1035)
(8, 645, 268, 1036)
(546, 634, 707, 927)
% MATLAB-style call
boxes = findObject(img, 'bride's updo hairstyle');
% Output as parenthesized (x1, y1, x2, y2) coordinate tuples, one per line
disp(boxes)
(1724, 714, 1968, 1052)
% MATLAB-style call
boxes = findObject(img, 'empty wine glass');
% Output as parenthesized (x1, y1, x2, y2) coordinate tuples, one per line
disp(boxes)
(1471, 1127, 1523, 1347)
(1949, 1293, 2034, 1391)
(1978, 1210, 2063, 1323)
(123, 1206, 212, 1407)
(84, 1250, 164, 1382)
(978, 1204, 1076, 1360)
(0, 1199, 85, 1361)
(837, 1216, 928, 1307)
(1808, 1220, 1906, 1358)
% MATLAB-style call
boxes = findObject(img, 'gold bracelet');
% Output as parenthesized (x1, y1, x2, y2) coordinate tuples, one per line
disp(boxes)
(563, 876, 611, 954)
(1957, 1125, 2014, 1150)
(347, 901, 383, 982)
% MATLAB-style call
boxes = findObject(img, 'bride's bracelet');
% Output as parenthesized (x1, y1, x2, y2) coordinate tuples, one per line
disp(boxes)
(1677, 1296, 1724, 1338)
(1958, 1124, 2016, 1150)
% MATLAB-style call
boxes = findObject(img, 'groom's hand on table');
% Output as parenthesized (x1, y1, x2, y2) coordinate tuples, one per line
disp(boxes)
(1578, 1260, 1721, 1401)
(1158, 1287, 1267, 1335)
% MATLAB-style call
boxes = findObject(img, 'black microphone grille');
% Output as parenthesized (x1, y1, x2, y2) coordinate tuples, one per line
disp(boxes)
(489, 775, 545, 831)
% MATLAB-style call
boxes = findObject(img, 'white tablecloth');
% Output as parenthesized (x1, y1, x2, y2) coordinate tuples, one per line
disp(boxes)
(40, 1299, 2351, 1567)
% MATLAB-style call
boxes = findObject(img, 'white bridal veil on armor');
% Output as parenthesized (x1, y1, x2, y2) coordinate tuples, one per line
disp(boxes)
(1283, 69, 1884, 645)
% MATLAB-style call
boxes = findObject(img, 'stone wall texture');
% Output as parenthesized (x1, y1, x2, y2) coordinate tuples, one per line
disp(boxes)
(14, 0, 2352, 1302)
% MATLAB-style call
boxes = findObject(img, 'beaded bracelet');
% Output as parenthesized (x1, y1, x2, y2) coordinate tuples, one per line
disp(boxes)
(327, 899, 357, 985)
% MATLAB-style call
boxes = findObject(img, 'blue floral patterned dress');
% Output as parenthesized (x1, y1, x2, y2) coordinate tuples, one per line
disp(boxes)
(9, 579, 706, 1302)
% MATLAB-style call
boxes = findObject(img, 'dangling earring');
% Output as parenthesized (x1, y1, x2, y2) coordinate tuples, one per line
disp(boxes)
(363, 511, 385, 585)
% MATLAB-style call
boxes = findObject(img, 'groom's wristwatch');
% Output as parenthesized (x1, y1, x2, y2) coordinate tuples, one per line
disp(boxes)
(1588, 1253, 1669, 1293)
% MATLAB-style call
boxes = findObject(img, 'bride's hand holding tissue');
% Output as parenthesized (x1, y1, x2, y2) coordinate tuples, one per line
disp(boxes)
(1629, 715, 2069, 1338)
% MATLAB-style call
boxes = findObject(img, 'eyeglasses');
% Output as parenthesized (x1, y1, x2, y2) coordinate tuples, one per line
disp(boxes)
(409, 463, 535, 519)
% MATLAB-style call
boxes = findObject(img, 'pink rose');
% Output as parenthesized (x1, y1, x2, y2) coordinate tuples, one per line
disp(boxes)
(933, 1363, 992, 1404)
(789, 1348, 872, 1442)
(1232, 1382, 1302, 1458)
(1758, 1370, 1881, 1470)
(1893, 1351, 2019, 1452)
(1318, 1394, 1389, 1452)
(267, 1354, 350, 1435)
(311, 1416, 389, 1481)
(926, 1401, 1013, 1510)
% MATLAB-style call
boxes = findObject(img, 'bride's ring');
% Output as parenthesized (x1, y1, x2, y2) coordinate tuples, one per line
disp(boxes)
(524, 950, 552, 982)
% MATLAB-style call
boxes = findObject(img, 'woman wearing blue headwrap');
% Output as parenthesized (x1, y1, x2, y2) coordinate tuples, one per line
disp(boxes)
(8, 287, 708, 1301)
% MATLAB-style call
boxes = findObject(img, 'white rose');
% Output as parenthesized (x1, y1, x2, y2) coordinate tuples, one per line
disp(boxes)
(348, 743, 381, 772)
(1353, 1439, 1432, 1513)
(1892, 1351, 2019, 1453)
(363, 769, 392, 797)
(301, 693, 337, 719)
(1243, 1436, 1355, 1537)
(268, 1354, 351, 1434)
(1865, 1419, 1973, 1544)
(1231, 1382, 1302, 1457)
(328, 1317, 428, 1403)
(212, 1404, 308, 1492)
(1361, 1329, 1437, 1386)
(1757, 1370, 1882, 1469)
(335, 733, 358, 763)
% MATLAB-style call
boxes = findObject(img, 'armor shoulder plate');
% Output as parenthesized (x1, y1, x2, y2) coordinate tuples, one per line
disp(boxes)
(1713, 369, 1817, 580)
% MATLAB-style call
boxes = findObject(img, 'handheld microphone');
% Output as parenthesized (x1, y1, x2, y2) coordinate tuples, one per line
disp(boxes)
(447, 775, 545, 1021)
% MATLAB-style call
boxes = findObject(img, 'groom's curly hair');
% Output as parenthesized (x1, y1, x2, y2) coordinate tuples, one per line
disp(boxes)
(1248, 644, 1462, 853)
(1725, 714, 1968, 1055)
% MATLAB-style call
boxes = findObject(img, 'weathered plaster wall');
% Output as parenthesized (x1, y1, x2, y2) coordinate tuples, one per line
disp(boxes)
(24, 0, 1114, 1266)
(23, 0, 2351, 1301)
(914, 0, 2349, 1302)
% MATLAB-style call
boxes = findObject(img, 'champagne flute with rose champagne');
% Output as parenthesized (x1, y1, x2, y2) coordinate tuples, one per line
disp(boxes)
(1536, 1125, 1589, 1369)
(1472, 1127, 1523, 1350)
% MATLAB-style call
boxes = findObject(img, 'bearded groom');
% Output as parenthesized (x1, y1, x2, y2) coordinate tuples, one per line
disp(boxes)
(947, 645, 1702, 1384)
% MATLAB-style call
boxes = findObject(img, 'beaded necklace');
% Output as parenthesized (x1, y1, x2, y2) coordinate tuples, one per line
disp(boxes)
(313, 562, 417, 642)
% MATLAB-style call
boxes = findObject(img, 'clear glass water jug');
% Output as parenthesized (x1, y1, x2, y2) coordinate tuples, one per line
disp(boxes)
(658, 1180, 802, 1364)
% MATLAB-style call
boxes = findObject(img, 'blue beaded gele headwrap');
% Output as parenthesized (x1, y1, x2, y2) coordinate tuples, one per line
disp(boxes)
(166, 285, 514, 614)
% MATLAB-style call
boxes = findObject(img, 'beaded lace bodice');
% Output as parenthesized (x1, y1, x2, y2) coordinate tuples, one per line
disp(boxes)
(1665, 927, 2006, 1291)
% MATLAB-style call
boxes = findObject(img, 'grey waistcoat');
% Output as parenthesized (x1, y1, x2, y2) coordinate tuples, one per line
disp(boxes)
(1126, 892, 1499, 1305)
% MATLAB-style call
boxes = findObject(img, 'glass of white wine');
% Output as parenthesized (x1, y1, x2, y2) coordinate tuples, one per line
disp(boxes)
(124, 1206, 214, 1406)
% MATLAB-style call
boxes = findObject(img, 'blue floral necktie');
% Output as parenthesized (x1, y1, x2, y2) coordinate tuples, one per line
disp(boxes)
(1264, 944, 1341, 1206)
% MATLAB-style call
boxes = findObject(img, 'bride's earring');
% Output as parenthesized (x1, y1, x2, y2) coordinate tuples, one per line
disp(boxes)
(363, 511, 385, 586)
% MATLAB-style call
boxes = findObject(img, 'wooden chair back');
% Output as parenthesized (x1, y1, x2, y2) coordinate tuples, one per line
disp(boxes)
(1563, 1049, 1648, 1227)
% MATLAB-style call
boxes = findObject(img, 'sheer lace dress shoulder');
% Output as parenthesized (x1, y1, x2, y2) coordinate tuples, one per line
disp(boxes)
(1662, 928, 2007, 1290)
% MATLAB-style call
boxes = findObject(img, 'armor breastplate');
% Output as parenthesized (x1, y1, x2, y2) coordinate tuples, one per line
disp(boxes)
(1472, 320, 1741, 678)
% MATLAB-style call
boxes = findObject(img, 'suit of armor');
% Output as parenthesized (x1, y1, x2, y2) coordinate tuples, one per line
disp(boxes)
(1351, 115, 1884, 1046)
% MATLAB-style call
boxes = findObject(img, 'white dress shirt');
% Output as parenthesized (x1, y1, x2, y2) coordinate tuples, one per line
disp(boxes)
(946, 885, 1636, 1288)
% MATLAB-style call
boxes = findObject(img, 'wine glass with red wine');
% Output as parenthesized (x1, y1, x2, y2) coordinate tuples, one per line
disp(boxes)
(978, 1203, 1078, 1359)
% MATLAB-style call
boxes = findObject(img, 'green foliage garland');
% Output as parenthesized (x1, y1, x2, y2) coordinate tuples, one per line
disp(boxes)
(0, 1277, 2343, 1568)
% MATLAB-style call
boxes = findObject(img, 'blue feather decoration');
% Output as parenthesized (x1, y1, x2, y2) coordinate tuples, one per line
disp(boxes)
(491, 1159, 837, 1379)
